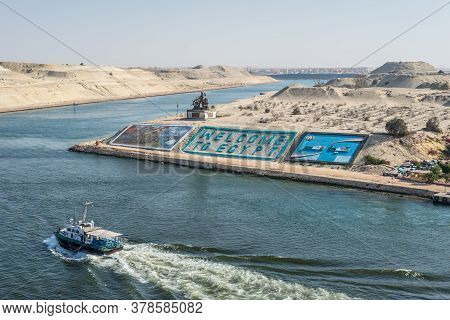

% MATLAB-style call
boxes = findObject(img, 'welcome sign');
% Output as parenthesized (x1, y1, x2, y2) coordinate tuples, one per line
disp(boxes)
(182, 126, 297, 160)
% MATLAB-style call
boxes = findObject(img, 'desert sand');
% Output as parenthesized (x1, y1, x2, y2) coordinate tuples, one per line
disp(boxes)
(153, 85, 448, 168)
(151, 62, 449, 170)
(0, 62, 274, 113)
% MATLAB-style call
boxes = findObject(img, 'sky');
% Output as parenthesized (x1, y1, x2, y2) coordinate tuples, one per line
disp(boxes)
(0, 0, 449, 68)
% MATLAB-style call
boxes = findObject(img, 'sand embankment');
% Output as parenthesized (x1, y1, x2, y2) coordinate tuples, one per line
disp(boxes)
(0, 62, 275, 113)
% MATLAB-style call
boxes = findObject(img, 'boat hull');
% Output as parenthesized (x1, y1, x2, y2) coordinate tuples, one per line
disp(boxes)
(55, 232, 123, 255)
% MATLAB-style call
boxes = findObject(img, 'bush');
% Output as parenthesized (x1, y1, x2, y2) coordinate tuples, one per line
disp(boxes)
(425, 117, 442, 133)
(424, 165, 444, 183)
(431, 165, 443, 176)
(424, 171, 440, 183)
(364, 155, 390, 165)
(440, 162, 450, 174)
(292, 106, 301, 115)
(385, 118, 408, 137)
(445, 144, 450, 157)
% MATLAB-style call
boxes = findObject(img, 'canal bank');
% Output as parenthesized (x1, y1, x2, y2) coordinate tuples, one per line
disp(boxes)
(70, 140, 444, 199)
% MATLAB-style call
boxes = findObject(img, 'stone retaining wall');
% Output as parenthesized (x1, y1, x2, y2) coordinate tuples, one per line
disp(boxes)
(70, 143, 436, 199)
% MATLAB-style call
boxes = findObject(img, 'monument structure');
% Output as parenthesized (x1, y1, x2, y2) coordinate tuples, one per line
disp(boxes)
(186, 91, 217, 120)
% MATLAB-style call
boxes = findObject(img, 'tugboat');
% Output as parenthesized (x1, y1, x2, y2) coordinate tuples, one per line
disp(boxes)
(55, 201, 123, 254)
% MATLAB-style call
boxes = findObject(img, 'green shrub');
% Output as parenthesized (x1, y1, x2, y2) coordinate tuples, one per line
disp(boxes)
(439, 162, 450, 174)
(292, 106, 301, 115)
(364, 155, 390, 165)
(385, 118, 408, 137)
(425, 117, 442, 133)
(424, 172, 440, 182)
(431, 165, 443, 176)
(424, 165, 444, 182)
(444, 144, 450, 157)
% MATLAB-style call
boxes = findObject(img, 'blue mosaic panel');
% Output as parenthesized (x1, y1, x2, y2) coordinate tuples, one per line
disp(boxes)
(289, 132, 367, 165)
(109, 124, 193, 151)
(182, 126, 297, 161)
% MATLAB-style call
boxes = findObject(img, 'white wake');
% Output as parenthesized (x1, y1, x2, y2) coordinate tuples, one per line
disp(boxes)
(44, 235, 88, 262)
(89, 243, 350, 300)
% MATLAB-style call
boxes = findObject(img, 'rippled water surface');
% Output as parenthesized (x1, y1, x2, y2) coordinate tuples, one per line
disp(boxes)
(1, 77, 449, 299)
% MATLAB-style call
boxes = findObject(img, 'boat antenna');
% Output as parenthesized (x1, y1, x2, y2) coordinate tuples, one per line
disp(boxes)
(83, 201, 93, 223)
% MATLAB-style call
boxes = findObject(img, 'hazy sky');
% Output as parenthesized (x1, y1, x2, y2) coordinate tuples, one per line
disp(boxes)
(0, 0, 449, 68)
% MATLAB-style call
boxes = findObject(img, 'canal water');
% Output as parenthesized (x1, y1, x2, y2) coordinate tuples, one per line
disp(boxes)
(0, 76, 449, 299)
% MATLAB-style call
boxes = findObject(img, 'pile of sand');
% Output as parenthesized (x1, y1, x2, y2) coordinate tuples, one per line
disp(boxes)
(370, 73, 450, 89)
(370, 61, 437, 75)
(324, 61, 450, 90)
(0, 62, 274, 113)
(272, 84, 341, 100)
(273, 85, 449, 106)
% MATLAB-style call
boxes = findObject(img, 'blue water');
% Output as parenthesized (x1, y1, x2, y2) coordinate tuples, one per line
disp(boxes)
(0, 76, 449, 300)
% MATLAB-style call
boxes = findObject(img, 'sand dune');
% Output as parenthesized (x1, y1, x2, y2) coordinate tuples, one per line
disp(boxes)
(370, 61, 437, 74)
(0, 62, 274, 113)
(325, 61, 450, 90)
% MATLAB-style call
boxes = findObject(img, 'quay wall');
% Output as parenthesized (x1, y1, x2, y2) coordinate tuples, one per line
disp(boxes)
(70, 143, 437, 199)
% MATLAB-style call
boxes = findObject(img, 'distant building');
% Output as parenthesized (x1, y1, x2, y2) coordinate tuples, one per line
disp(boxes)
(249, 67, 370, 75)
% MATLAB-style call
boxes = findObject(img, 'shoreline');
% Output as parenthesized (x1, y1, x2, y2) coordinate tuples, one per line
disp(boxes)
(70, 141, 445, 199)
(0, 81, 276, 114)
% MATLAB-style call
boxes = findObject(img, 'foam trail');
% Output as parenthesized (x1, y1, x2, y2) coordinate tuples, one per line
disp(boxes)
(391, 269, 424, 279)
(43, 235, 88, 262)
(89, 243, 350, 300)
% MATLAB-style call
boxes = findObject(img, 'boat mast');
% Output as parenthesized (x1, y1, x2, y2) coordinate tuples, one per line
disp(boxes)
(83, 201, 93, 223)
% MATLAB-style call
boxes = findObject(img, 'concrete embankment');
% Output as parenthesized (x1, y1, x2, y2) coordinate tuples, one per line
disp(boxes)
(69, 142, 444, 199)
